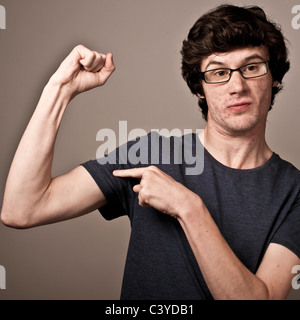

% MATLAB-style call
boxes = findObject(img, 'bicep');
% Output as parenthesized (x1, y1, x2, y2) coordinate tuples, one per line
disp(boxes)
(256, 243, 300, 300)
(32, 165, 107, 227)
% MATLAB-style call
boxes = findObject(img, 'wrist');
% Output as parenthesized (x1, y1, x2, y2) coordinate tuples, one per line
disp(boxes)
(46, 76, 76, 103)
(177, 192, 205, 223)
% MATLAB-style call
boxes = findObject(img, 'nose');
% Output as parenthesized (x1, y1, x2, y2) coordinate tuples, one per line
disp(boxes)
(227, 70, 248, 94)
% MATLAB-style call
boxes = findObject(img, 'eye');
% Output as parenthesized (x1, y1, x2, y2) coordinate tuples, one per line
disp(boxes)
(244, 64, 259, 72)
(213, 69, 229, 77)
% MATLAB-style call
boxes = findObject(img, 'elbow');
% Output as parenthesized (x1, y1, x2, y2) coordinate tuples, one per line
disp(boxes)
(1, 207, 33, 229)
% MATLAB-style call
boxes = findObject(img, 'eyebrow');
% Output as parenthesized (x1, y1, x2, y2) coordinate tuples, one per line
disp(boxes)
(204, 54, 266, 71)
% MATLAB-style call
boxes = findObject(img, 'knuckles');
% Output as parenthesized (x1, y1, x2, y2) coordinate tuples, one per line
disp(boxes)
(143, 165, 160, 177)
(148, 165, 160, 172)
(137, 166, 162, 205)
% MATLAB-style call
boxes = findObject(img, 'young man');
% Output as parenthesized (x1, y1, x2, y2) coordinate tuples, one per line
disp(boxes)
(1, 5, 299, 299)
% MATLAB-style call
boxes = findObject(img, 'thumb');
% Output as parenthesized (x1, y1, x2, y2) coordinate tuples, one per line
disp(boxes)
(133, 184, 141, 193)
(98, 52, 116, 84)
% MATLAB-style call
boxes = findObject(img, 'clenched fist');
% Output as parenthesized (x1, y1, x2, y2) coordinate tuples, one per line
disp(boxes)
(49, 44, 115, 100)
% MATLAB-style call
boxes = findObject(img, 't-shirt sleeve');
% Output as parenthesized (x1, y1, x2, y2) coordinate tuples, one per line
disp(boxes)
(271, 192, 300, 259)
(80, 139, 141, 221)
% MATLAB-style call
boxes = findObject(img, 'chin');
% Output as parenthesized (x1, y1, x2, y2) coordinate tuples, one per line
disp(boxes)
(222, 116, 262, 134)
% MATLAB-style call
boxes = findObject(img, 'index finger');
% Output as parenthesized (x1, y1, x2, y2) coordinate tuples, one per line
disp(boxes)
(113, 167, 148, 178)
(80, 51, 106, 72)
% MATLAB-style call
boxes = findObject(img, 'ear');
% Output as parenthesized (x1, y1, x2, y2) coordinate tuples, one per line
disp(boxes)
(197, 93, 205, 99)
(272, 80, 280, 88)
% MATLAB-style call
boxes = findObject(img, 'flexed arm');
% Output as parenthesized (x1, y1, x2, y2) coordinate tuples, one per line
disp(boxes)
(1, 45, 115, 228)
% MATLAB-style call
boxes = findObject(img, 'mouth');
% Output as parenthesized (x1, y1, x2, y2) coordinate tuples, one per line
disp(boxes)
(227, 102, 252, 111)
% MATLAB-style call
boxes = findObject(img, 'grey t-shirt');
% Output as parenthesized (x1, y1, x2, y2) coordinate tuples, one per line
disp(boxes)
(81, 132, 300, 300)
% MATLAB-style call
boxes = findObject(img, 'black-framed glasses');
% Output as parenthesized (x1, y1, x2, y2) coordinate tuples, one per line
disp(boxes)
(201, 62, 269, 84)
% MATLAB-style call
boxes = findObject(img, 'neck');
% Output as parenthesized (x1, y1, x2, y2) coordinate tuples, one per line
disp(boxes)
(199, 121, 273, 170)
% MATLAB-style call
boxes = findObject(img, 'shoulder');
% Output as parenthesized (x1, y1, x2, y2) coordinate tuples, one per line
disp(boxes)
(271, 153, 300, 182)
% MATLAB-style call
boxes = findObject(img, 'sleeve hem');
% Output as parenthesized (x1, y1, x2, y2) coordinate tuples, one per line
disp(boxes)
(270, 239, 300, 259)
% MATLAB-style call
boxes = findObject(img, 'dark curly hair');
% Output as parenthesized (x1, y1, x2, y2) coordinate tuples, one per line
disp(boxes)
(181, 4, 290, 121)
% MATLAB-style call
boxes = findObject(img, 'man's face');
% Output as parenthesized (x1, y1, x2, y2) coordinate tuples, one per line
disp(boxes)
(200, 46, 278, 135)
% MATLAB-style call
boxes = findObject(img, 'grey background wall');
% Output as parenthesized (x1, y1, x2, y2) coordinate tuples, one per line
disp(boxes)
(0, 0, 299, 299)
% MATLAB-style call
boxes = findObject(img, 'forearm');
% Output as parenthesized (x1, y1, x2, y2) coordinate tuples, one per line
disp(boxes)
(178, 199, 269, 300)
(1, 81, 71, 226)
